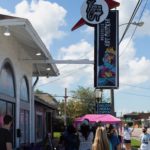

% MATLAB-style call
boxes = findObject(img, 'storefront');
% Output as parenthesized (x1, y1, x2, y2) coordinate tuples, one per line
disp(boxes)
(34, 93, 58, 143)
(0, 14, 59, 149)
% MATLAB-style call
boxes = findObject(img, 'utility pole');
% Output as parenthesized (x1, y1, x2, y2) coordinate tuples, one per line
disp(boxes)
(64, 88, 67, 127)
(110, 89, 115, 116)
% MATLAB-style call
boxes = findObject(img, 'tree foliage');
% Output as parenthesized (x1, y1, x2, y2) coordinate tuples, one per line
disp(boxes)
(35, 89, 44, 94)
(58, 86, 96, 123)
(71, 86, 95, 115)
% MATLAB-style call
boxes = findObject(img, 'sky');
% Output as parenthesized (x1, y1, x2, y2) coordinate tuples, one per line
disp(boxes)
(1, 0, 150, 116)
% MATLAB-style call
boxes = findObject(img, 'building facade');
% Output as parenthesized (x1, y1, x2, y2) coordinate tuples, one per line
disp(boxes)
(34, 93, 58, 143)
(0, 14, 59, 149)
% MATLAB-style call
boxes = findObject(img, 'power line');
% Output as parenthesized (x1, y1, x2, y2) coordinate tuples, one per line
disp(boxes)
(51, 89, 150, 101)
(45, 1, 143, 86)
(119, 0, 142, 44)
(53, 95, 95, 101)
(118, 91, 150, 98)
(120, 83, 150, 90)
(119, 0, 149, 57)
(37, 0, 148, 89)
(37, 65, 89, 87)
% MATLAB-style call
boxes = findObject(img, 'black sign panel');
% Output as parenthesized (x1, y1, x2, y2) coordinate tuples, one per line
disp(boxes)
(94, 10, 119, 89)
(96, 103, 111, 114)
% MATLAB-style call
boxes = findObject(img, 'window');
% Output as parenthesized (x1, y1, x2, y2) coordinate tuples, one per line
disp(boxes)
(0, 101, 14, 127)
(0, 101, 6, 127)
(36, 112, 44, 142)
(0, 62, 15, 97)
(20, 77, 29, 102)
(20, 109, 29, 144)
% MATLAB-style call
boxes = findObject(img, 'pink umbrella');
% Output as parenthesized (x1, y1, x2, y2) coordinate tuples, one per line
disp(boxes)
(96, 114, 121, 123)
(74, 114, 102, 123)
(74, 114, 121, 126)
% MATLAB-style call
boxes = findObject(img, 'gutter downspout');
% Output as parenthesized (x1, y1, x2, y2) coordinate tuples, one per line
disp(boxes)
(33, 76, 39, 88)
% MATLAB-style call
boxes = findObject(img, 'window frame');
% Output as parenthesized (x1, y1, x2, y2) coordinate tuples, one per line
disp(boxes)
(20, 76, 29, 102)
(0, 61, 16, 97)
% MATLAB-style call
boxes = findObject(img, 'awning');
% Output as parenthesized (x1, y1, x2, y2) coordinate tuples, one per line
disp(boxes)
(0, 14, 59, 77)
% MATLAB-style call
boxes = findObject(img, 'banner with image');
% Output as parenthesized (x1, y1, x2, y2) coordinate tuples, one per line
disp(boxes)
(94, 10, 119, 88)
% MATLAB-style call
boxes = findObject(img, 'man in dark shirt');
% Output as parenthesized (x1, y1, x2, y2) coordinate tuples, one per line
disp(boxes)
(0, 114, 13, 150)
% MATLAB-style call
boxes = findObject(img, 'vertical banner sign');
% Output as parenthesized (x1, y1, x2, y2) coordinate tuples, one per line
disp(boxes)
(94, 10, 119, 89)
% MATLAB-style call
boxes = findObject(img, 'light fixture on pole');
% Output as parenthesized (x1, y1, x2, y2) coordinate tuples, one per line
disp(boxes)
(132, 21, 144, 27)
(119, 21, 144, 27)
(3, 26, 11, 36)
(95, 89, 102, 114)
(95, 89, 102, 102)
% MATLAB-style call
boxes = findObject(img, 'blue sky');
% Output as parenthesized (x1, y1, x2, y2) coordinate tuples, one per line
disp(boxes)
(1, 0, 150, 116)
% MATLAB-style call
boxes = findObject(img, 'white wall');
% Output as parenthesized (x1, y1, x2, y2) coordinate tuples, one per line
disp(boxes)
(0, 32, 34, 148)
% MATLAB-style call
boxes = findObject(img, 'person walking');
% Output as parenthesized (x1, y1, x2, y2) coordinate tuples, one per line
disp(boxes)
(123, 123, 134, 150)
(0, 114, 13, 150)
(140, 126, 150, 150)
(92, 126, 110, 150)
(61, 124, 79, 150)
(78, 119, 93, 150)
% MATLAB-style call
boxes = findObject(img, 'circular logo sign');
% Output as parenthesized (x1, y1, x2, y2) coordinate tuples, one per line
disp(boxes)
(81, 0, 109, 25)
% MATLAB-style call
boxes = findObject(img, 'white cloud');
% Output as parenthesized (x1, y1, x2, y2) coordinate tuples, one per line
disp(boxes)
(135, 10, 150, 37)
(118, 0, 150, 38)
(1, 0, 150, 93)
(0, 7, 11, 14)
(0, 0, 67, 48)
(119, 38, 150, 86)
(83, 26, 94, 34)
(38, 40, 94, 88)
(56, 40, 94, 88)
(58, 39, 94, 60)
(117, 0, 138, 24)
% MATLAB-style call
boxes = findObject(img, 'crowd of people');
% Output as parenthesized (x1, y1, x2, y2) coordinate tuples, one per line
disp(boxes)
(57, 119, 122, 150)
(0, 114, 150, 150)
(57, 119, 150, 150)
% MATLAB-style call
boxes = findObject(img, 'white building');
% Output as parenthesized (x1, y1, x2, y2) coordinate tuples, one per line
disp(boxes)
(0, 14, 59, 149)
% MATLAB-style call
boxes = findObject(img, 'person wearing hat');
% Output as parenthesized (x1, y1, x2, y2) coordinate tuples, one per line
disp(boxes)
(140, 126, 150, 150)
(78, 119, 93, 150)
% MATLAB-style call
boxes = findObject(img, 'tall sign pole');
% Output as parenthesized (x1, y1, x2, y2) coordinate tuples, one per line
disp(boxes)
(71, 0, 120, 115)
(111, 89, 115, 115)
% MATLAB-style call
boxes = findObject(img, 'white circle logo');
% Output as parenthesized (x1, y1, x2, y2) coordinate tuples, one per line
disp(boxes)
(81, 0, 109, 25)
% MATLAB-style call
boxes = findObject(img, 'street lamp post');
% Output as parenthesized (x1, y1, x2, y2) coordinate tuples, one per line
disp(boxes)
(95, 89, 102, 114)
(119, 21, 144, 44)
(119, 21, 144, 27)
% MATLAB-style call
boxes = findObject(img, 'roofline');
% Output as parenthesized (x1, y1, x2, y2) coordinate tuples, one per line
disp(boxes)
(35, 95, 58, 110)
(35, 93, 58, 104)
(0, 16, 59, 76)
